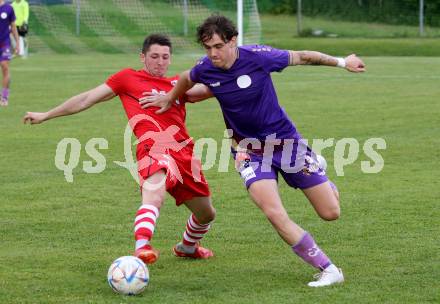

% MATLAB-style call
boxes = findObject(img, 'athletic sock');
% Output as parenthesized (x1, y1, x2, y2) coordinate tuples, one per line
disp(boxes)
(180, 214, 211, 253)
(291, 231, 332, 270)
(2, 88, 9, 100)
(329, 181, 338, 192)
(134, 204, 159, 251)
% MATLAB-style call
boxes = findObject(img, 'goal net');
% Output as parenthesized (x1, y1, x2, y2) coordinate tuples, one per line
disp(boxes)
(28, 0, 262, 54)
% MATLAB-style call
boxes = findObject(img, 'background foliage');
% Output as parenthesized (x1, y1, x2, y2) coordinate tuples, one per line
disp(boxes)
(258, 0, 440, 26)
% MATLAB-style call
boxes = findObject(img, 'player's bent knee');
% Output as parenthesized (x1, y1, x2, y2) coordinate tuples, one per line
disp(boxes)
(197, 207, 216, 224)
(141, 186, 166, 206)
(208, 207, 217, 222)
(319, 206, 340, 221)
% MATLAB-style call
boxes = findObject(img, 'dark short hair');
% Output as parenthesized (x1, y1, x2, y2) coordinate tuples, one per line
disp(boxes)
(142, 34, 172, 54)
(197, 14, 238, 44)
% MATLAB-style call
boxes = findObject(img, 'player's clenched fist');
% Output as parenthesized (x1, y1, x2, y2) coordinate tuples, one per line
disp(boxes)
(23, 112, 48, 124)
(345, 54, 366, 73)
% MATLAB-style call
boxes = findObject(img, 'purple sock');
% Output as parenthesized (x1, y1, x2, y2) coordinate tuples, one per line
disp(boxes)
(292, 232, 332, 270)
(329, 181, 338, 192)
(2, 88, 9, 99)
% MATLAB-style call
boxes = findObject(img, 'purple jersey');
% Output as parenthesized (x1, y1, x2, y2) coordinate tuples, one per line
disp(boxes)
(0, 3, 15, 45)
(190, 45, 299, 143)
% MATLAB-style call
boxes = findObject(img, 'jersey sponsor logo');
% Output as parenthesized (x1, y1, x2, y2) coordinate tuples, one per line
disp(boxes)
(209, 81, 221, 87)
(151, 88, 166, 96)
(1, 12, 7, 19)
(251, 47, 272, 52)
(237, 75, 252, 89)
(240, 166, 256, 182)
(151, 88, 180, 105)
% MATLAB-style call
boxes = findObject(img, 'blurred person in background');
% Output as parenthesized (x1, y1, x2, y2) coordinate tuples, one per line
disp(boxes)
(12, 0, 29, 57)
(0, 0, 19, 106)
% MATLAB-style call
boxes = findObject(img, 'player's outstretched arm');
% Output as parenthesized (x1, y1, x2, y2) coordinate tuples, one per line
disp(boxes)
(186, 84, 213, 103)
(23, 84, 116, 125)
(289, 51, 366, 73)
(139, 70, 196, 113)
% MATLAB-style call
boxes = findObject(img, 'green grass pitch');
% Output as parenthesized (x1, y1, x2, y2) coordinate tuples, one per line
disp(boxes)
(0, 54, 438, 303)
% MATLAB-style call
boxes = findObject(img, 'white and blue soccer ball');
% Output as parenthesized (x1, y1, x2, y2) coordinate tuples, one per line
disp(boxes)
(107, 256, 149, 295)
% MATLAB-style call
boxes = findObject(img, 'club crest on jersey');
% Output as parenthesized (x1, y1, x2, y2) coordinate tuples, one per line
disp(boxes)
(1, 12, 7, 19)
(237, 75, 252, 89)
(171, 80, 177, 86)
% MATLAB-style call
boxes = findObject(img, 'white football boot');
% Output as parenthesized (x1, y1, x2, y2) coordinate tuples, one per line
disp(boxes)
(308, 264, 344, 287)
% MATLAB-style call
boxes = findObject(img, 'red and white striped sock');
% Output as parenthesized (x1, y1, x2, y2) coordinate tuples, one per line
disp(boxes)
(181, 214, 211, 253)
(134, 204, 159, 251)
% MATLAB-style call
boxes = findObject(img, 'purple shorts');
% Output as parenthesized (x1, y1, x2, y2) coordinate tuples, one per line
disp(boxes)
(0, 43, 12, 61)
(232, 139, 328, 189)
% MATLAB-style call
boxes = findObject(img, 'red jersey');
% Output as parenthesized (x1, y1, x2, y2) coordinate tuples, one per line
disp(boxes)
(106, 68, 191, 144)
(106, 68, 210, 204)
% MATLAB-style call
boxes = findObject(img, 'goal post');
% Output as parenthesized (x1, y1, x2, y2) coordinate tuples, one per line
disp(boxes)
(237, 0, 243, 46)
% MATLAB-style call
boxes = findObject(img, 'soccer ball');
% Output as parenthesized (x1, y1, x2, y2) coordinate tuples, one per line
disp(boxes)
(107, 256, 149, 295)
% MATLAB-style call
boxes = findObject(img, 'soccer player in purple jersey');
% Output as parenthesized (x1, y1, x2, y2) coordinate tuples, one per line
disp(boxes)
(0, 0, 19, 106)
(143, 14, 365, 287)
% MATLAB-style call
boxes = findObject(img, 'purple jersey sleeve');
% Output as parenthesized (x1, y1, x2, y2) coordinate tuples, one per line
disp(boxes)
(189, 57, 208, 83)
(9, 7, 16, 23)
(243, 45, 289, 73)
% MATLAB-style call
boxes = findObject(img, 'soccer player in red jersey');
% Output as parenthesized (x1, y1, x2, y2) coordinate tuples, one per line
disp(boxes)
(23, 34, 216, 264)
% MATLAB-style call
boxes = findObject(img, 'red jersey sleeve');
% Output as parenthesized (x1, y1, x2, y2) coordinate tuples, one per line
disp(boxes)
(168, 75, 189, 104)
(106, 68, 134, 95)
